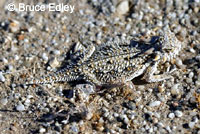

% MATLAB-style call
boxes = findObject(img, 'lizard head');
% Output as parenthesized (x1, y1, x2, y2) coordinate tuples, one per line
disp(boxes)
(158, 27, 183, 61)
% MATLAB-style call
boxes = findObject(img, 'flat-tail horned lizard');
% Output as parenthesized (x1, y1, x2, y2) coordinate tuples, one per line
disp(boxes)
(29, 27, 183, 90)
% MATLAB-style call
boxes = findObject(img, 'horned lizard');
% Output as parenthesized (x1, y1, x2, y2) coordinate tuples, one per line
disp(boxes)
(30, 27, 183, 90)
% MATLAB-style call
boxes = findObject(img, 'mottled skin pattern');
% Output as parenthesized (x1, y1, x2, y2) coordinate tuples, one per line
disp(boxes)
(30, 27, 183, 87)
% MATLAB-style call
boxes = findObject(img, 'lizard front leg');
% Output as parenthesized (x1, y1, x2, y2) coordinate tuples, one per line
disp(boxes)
(142, 61, 173, 83)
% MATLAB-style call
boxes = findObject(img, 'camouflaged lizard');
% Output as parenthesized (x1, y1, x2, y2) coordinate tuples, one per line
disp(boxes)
(29, 27, 183, 88)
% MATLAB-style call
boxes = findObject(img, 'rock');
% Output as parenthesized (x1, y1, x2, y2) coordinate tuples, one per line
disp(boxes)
(49, 57, 59, 68)
(175, 110, 183, 117)
(0, 72, 5, 82)
(39, 127, 46, 133)
(9, 20, 20, 33)
(42, 53, 48, 61)
(16, 103, 25, 111)
(120, 114, 129, 125)
(171, 84, 180, 95)
(175, 58, 183, 67)
(168, 113, 175, 119)
(116, 1, 129, 15)
(149, 101, 161, 107)
(0, 98, 8, 105)
(189, 122, 195, 128)
(188, 72, 194, 79)
(53, 50, 61, 55)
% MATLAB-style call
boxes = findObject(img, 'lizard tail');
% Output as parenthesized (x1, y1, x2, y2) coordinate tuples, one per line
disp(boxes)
(28, 73, 79, 85)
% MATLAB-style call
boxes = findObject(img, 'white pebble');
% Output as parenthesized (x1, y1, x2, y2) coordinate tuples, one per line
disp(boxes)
(14, 55, 19, 60)
(195, 80, 200, 87)
(49, 57, 59, 68)
(189, 48, 196, 53)
(53, 50, 61, 55)
(120, 114, 129, 125)
(175, 110, 183, 117)
(189, 72, 194, 79)
(189, 122, 195, 128)
(175, 58, 183, 67)
(2, 58, 8, 63)
(104, 112, 109, 118)
(114, 113, 119, 117)
(7, 65, 14, 71)
(196, 55, 200, 61)
(24, 99, 31, 106)
(16, 104, 25, 111)
(171, 84, 180, 95)
(149, 101, 161, 107)
(39, 127, 46, 133)
(0, 72, 5, 82)
(0, 98, 8, 105)
(166, 126, 172, 133)
(42, 53, 48, 61)
(116, 1, 129, 15)
(148, 127, 153, 133)
(168, 113, 175, 119)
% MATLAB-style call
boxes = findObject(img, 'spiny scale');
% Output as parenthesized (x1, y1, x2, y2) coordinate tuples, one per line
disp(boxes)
(29, 28, 183, 86)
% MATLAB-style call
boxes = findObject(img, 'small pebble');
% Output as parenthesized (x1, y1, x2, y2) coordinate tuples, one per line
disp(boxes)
(0, 72, 5, 82)
(195, 80, 200, 87)
(166, 126, 172, 133)
(24, 99, 31, 106)
(114, 113, 119, 117)
(2, 58, 8, 64)
(14, 55, 19, 60)
(116, 1, 129, 15)
(168, 113, 175, 119)
(53, 50, 61, 55)
(0, 98, 8, 105)
(42, 53, 48, 61)
(189, 122, 195, 128)
(158, 86, 165, 93)
(120, 114, 129, 125)
(125, 101, 136, 110)
(189, 48, 196, 53)
(16, 104, 25, 111)
(39, 127, 46, 133)
(186, 78, 193, 84)
(196, 55, 200, 61)
(175, 110, 183, 117)
(49, 57, 59, 68)
(86, 111, 93, 120)
(171, 84, 180, 95)
(149, 101, 161, 107)
(9, 20, 20, 33)
(175, 58, 183, 67)
(188, 72, 194, 79)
